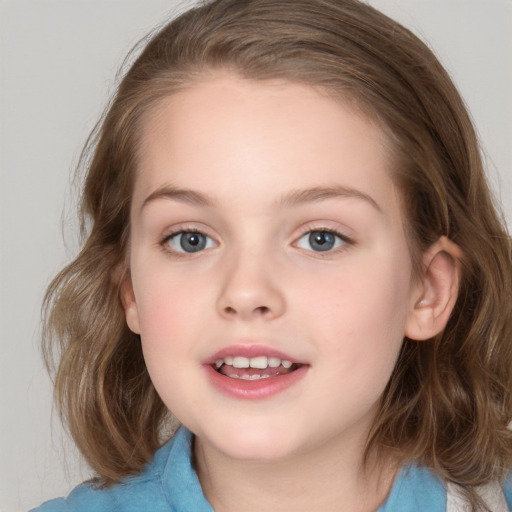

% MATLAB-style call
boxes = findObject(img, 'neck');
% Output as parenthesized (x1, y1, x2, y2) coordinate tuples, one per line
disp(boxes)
(194, 433, 397, 512)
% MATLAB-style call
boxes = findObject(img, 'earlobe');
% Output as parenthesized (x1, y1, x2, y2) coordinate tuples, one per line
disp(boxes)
(120, 272, 141, 334)
(405, 236, 463, 341)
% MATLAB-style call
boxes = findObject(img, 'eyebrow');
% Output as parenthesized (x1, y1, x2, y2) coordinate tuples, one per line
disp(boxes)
(141, 184, 382, 213)
(279, 185, 383, 212)
(141, 186, 214, 212)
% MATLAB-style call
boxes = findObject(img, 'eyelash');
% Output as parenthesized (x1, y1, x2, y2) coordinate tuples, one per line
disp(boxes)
(159, 228, 217, 257)
(159, 226, 354, 257)
(294, 226, 354, 256)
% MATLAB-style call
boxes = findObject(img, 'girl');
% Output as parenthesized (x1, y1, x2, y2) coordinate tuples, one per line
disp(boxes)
(32, 0, 512, 511)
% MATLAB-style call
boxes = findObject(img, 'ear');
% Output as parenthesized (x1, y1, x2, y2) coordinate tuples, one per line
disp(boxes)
(119, 270, 141, 335)
(405, 236, 463, 341)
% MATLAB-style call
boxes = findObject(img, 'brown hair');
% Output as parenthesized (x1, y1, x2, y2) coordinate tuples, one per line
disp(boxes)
(43, 0, 512, 506)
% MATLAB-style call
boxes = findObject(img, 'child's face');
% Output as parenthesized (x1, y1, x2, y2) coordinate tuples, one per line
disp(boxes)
(123, 74, 422, 464)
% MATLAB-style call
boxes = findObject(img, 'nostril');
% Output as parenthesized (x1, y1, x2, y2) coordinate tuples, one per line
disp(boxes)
(223, 305, 270, 316)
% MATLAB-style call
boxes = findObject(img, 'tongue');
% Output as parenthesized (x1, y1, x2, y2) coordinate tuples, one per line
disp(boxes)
(219, 364, 292, 378)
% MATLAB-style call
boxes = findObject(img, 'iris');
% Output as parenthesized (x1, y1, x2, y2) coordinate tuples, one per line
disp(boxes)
(179, 232, 207, 252)
(309, 231, 336, 251)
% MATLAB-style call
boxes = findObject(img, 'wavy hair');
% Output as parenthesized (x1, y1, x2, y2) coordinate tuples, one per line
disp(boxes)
(43, 0, 512, 507)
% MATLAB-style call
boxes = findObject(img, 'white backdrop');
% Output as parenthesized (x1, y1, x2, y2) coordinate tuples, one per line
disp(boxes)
(1, 1, 511, 510)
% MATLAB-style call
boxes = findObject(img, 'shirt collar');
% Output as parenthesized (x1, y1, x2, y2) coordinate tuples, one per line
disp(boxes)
(163, 426, 215, 511)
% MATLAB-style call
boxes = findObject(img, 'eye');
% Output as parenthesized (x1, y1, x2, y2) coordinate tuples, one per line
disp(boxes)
(296, 230, 347, 252)
(165, 231, 216, 253)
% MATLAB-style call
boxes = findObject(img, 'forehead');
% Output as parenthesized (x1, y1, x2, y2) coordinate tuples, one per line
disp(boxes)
(134, 74, 398, 215)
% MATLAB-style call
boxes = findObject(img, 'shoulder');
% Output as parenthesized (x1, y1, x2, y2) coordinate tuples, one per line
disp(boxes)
(379, 464, 446, 512)
(503, 472, 512, 509)
(29, 438, 176, 512)
(381, 464, 512, 512)
(29, 483, 117, 512)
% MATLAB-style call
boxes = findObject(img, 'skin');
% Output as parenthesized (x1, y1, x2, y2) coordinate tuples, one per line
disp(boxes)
(122, 73, 461, 511)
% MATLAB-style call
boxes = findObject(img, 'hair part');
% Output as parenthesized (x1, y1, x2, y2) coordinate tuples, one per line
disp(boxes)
(43, 0, 512, 507)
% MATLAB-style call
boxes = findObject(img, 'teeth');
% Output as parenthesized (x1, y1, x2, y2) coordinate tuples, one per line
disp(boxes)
(268, 357, 281, 368)
(233, 356, 250, 368)
(240, 374, 271, 380)
(215, 355, 294, 369)
(250, 356, 268, 369)
(228, 373, 271, 380)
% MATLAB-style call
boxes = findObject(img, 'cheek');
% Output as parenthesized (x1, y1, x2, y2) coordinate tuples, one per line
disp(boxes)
(299, 249, 412, 363)
(132, 269, 206, 355)
(305, 261, 410, 327)
(133, 273, 203, 410)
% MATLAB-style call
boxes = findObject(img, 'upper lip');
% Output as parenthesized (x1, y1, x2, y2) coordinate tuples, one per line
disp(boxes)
(204, 343, 306, 366)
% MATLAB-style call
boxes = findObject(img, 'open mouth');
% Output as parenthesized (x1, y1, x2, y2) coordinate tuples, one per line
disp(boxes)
(206, 350, 309, 399)
(213, 356, 302, 380)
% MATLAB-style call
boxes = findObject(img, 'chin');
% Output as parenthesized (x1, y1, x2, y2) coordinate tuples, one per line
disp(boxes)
(200, 421, 300, 462)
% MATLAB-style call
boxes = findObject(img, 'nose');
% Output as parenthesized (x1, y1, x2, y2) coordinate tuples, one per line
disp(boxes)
(216, 250, 286, 321)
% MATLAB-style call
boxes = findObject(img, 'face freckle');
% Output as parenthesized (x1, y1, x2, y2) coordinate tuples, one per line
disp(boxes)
(122, 72, 421, 467)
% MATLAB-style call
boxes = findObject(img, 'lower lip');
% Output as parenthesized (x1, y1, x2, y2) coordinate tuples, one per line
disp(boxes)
(205, 364, 309, 400)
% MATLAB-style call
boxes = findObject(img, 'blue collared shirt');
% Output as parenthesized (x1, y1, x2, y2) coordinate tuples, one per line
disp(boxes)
(31, 427, 512, 511)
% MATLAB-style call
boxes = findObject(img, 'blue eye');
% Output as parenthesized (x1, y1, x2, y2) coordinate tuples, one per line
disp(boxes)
(296, 230, 346, 252)
(166, 231, 215, 253)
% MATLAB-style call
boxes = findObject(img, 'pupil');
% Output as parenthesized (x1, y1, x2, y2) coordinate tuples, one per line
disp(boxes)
(309, 231, 335, 252)
(180, 232, 206, 252)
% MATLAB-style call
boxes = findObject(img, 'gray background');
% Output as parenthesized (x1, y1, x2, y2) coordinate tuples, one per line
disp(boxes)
(1, 1, 511, 510)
